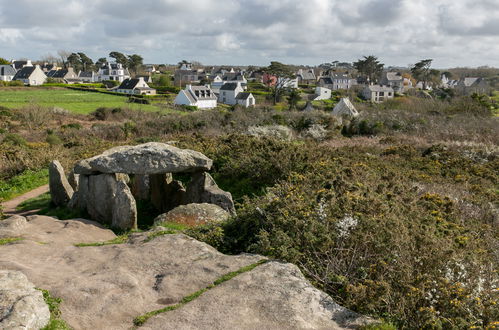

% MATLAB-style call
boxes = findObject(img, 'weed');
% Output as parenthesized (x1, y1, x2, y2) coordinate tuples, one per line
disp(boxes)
(0, 237, 23, 245)
(38, 289, 70, 330)
(74, 235, 129, 247)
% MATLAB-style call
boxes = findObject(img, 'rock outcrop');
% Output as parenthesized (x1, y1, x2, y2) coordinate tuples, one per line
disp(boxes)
(0, 215, 373, 329)
(186, 172, 236, 215)
(0, 270, 50, 330)
(154, 203, 230, 227)
(73, 142, 213, 175)
(49, 160, 74, 206)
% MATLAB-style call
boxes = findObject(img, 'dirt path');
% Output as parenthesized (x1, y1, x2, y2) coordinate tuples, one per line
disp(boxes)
(2, 184, 49, 216)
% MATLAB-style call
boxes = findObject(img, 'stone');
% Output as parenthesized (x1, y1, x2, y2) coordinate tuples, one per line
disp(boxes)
(186, 172, 236, 215)
(86, 173, 118, 225)
(73, 142, 213, 175)
(0, 270, 50, 330)
(144, 261, 373, 330)
(68, 170, 79, 191)
(69, 174, 89, 211)
(131, 174, 150, 201)
(112, 181, 138, 230)
(49, 160, 74, 206)
(150, 174, 186, 213)
(154, 203, 230, 227)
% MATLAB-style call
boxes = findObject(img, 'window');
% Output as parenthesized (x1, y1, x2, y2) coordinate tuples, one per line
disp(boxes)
(379, 92, 384, 96)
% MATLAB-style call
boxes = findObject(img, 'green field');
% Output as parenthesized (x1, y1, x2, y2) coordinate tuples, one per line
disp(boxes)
(0, 87, 162, 114)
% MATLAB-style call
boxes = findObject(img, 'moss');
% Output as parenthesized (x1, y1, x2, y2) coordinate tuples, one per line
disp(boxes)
(74, 235, 129, 247)
(0, 237, 23, 245)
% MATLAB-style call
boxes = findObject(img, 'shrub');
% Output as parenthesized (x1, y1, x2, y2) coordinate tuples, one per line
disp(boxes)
(2, 133, 26, 146)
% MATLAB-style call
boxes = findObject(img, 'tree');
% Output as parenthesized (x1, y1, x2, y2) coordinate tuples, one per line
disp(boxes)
(57, 50, 71, 68)
(109, 51, 128, 67)
(95, 57, 107, 68)
(127, 54, 143, 75)
(353, 55, 384, 83)
(411, 59, 440, 90)
(67, 53, 83, 71)
(0, 57, 10, 65)
(287, 89, 302, 110)
(263, 61, 295, 105)
(78, 52, 94, 72)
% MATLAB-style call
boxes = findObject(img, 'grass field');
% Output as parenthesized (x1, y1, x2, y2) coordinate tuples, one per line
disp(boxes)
(0, 87, 162, 114)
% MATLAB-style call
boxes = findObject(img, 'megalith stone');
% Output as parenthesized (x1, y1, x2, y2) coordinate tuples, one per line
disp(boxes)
(112, 181, 137, 230)
(131, 174, 150, 201)
(73, 142, 213, 175)
(0, 270, 50, 330)
(49, 160, 74, 206)
(86, 174, 119, 225)
(68, 170, 79, 191)
(154, 203, 230, 227)
(186, 172, 236, 215)
(150, 174, 186, 213)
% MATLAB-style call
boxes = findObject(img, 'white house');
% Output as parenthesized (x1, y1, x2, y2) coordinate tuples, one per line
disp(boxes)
(11, 60, 33, 70)
(0, 65, 17, 81)
(313, 87, 331, 100)
(380, 72, 405, 93)
(278, 77, 298, 89)
(210, 75, 224, 92)
(13, 65, 47, 86)
(235, 92, 256, 107)
(97, 63, 131, 82)
(332, 98, 359, 118)
(361, 85, 394, 103)
(116, 77, 157, 95)
(78, 71, 98, 83)
(318, 73, 357, 90)
(174, 85, 217, 109)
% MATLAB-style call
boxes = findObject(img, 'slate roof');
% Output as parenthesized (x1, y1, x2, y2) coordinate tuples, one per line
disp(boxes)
(188, 86, 217, 101)
(461, 77, 480, 86)
(385, 72, 403, 81)
(319, 77, 333, 84)
(79, 71, 95, 78)
(12, 61, 29, 70)
(222, 73, 245, 81)
(118, 78, 141, 90)
(236, 92, 252, 100)
(0, 65, 17, 76)
(220, 83, 240, 91)
(13, 66, 36, 79)
(366, 85, 394, 92)
(298, 69, 316, 80)
(50, 69, 69, 78)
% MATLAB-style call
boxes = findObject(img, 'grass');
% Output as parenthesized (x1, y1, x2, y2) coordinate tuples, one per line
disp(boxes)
(16, 192, 51, 211)
(74, 234, 129, 247)
(0, 237, 23, 245)
(133, 259, 267, 326)
(38, 288, 70, 330)
(0, 169, 48, 200)
(15, 192, 89, 220)
(0, 87, 162, 114)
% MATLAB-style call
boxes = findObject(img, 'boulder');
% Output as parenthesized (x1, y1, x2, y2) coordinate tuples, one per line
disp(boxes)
(150, 174, 186, 213)
(131, 174, 150, 201)
(112, 181, 138, 230)
(86, 174, 118, 225)
(186, 172, 236, 215)
(0, 270, 50, 330)
(68, 170, 79, 191)
(73, 142, 213, 175)
(154, 203, 230, 227)
(49, 160, 74, 206)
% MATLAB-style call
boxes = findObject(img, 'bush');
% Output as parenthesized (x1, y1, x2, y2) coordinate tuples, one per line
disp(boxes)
(2, 133, 26, 146)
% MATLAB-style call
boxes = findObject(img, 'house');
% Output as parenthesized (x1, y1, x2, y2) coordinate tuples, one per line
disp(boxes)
(12, 60, 33, 70)
(174, 63, 201, 86)
(137, 75, 153, 84)
(313, 87, 331, 100)
(116, 77, 157, 95)
(97, 63, 131, 82)
(361, 85, 394, 103)
(174, 84, 217, 109)
(318, 73, 357, 90)
(0, 65, 17, 81)
(235, 92, 256, 107)
(211, 72, 248, 92)
(47, 67, 78, 82)
(218, 82, 254, 106)
(78, 71, 98, 83)
(144, 65, 157, 73)
(455, 77, 491, 95)
(332, 98, 359, 119)
(380, 72, 404, 93)
(13, 65, 47, 86)
(41, 63, 59, 72)
(278, 77, 298, 89)
(297, 69, 316, 85)
(263, 73, 277, 86)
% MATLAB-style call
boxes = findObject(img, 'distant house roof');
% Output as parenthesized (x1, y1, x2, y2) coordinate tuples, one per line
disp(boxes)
(12, 60, 30, 70)
(366, 85, 394, 92)
(185, 85, 217, 101)
(385, 72, 403, 81)
(79, 71, 95, 78)
(222, 73, 245, 81)
(236, 92, 253, 100)
(330, 73, 352, 80)
(0, 65, 17, 76)
(220, 83, 240, 91)
(298, 69, 316, 80)
(118, 78, 142, 90)
(13, 66, 36, 79)
(319, 77, 333, 84)
(50, 69, 69, 78)
(461, 77, 480, 86)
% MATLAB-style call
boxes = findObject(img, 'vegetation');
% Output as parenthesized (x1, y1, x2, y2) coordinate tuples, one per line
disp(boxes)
(411, 59, 440, 90)
(0, 237, 23, 245)
(0, 169, 48, 200)
(133, 259, 267, 326)
(74, 235, 129, 247)
(262, 61, 295, 104)
(38, 289, 70, 330)
(354, 56, 384, 83)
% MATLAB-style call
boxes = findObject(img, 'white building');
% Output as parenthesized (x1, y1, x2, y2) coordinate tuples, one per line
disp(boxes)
(278, 77, 298, 89)
(235, 92, 256, 107)
(174, 85, 217, 109)
(97, 63, 131, 82)
(218, 82, 255, 107)
(361, 85, 394, 103)
(116, 77, 157, 95)
(332, 98, 359, 118)
(13, 65, 47, 86)
(313, 87, 331, 100)
(78, 71, 98, 83)
(0, 65, 16, 81)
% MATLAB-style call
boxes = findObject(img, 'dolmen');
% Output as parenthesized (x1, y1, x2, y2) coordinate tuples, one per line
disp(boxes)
(49, 142, 235, 230)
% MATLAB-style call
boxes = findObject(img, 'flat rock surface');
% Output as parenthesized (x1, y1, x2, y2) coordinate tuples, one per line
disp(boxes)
(154, 203, 230, 227)
(74, 142, 213, 174)
(0, 215, 371, 329)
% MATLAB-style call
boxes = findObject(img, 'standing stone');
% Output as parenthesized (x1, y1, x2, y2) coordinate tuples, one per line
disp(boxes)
(186, 172, 236, 215)
(0, 270, 50, 330)
(150, 174, 172, 212)
(86, 174, 119, 225)
(112, 181, 137, 230)
(49, 160, 74, 206)
(131, 174, 150, 201)
(68, 170, 79, 191)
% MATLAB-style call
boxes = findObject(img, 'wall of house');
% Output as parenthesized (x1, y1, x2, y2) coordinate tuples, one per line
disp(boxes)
(174, 91, 194, 106)
(28, 67, 47, 86)
(314, 87, 331, 100)
(195, 99, 217, 109)
(219, 85, 244, 105)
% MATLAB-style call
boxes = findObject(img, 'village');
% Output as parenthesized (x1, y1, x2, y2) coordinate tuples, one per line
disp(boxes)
(1, 53, 496, 117)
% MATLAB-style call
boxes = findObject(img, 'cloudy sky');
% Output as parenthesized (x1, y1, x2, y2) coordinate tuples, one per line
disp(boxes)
(1, 0, 498, 68)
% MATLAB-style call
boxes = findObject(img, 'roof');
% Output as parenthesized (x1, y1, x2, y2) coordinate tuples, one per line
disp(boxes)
(236, 92, 253, 100)
(222, 73, 245, 81)
(50, 69, 69, 78)
(366, 85, 394, 92)
(79, 71, 95, 78)
(320, 77, 333, 84)
(461, 77, 480, 87)
(298, 69, 316, 80)
(186, 85, 217, 101)
(385, 72, 403, 81)
(0, 65, 17, 76)
(333, 98, 359, 118)
(220, 83, 240, 91)
(118, 78, 141, 90)
(12, 60, 29, 70)
(13, 66, 36, 79)
(330, 73, 352, 80)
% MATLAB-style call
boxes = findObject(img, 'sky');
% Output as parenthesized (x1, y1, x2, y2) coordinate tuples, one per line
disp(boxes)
(0, 0, 498, 68)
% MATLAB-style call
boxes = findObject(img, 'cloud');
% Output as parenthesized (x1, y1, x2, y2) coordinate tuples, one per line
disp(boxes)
(0, 0, 498, 67)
